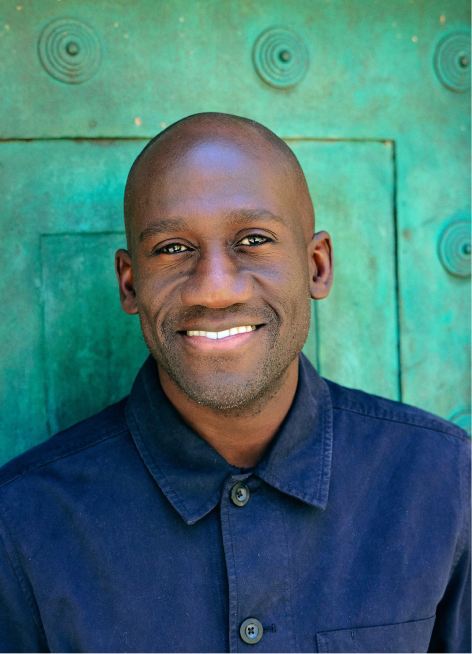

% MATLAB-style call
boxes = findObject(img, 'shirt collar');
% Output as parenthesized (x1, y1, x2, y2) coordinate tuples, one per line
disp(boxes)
(126, 354, 333, 525)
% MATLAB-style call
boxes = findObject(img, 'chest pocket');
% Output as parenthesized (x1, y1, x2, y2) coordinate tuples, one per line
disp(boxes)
(316, 616, 436, 653)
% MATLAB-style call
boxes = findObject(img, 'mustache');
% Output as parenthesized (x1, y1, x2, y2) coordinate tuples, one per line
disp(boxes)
(162, 303, 279, 332)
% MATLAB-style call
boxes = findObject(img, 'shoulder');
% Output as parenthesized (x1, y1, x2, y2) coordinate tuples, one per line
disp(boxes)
(324, 378, 470, 446)
(0, 398, 130, 492)
(323, 379, 470, 530)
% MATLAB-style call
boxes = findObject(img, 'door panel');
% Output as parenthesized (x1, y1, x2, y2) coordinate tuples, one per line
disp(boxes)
(296, 140, 398, 400)
(0, 140, 144, 464)
(398, 138, 471, 423)
(0, 1, 469, 143)
(41, 233, 148, 435)
(0, 139, 396, 462)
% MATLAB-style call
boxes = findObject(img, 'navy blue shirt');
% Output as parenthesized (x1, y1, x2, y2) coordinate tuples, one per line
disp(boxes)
(0, 355, 470, 653)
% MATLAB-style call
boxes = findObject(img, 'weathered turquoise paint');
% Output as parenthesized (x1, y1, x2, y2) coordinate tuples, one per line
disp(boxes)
(41, 233, 148, 435)
(0, 140, 145, 464)
(0, 0, 470, 465)
(296, 140, 399, 400)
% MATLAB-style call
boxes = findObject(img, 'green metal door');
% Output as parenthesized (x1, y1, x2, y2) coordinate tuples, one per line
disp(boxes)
(0, 0, 470, 465)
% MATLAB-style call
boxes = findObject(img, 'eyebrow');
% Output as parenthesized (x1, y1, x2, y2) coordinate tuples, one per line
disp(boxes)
(139, 219, 190, 242)
(138, 210, 287, 242)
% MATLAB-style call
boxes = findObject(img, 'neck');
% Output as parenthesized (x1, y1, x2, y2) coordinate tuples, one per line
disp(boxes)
(158, 359, 299, 468)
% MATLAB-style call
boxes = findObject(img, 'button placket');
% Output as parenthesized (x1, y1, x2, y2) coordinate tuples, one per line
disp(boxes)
(220, 475, 296, 652)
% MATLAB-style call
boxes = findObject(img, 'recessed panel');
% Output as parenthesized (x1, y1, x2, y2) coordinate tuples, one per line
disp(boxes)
(296, 140, 398, 399)
(0, 140, 146, 466)
(41, 233, 148, 434)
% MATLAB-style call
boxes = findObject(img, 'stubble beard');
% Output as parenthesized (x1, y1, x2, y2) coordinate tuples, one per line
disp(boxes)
(140, 300, 311, 414)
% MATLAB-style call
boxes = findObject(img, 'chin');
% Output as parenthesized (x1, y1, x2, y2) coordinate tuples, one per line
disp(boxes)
(152, 328, 304, 411)
(171, 373, 267, 410)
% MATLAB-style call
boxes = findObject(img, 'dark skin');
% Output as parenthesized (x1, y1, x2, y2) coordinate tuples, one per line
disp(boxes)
(116, 115, 333, 467)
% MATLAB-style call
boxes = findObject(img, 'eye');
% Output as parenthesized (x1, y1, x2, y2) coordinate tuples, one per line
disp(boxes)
(238, 234, 272, 246)
(155, 243, 192, 255)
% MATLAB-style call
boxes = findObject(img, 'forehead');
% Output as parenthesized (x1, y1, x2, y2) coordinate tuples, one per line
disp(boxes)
(131, 138, 295, 229)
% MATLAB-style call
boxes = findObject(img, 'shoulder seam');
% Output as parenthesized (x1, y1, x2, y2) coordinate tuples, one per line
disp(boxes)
(0, 428, 128, 491)
(332, 404, 467, 441)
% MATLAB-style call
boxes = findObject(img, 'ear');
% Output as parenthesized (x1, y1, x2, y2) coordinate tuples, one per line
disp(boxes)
(115, 249, 139, 315)
(307, 231, 333, 300)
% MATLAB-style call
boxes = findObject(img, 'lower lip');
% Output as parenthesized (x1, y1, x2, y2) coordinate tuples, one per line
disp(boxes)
(181, 329, 259, 351)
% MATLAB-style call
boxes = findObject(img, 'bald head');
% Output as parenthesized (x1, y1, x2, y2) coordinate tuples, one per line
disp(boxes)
(123, 112, 315, 251)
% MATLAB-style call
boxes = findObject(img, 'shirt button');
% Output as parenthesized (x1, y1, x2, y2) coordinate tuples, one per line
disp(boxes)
(240, 618, 263, 644)
(231, 481, 250, 506)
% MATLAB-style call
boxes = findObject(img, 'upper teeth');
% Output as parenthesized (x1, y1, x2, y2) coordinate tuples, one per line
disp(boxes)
(186, 326, 256, 339)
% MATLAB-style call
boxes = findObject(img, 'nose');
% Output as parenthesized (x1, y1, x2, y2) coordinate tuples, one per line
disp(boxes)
(180, 243, 253, 308)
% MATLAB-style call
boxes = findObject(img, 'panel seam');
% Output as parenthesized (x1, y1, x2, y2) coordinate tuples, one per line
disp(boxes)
(332, 405, 467, 441)
(0, 429, 127, 490)
(391, 139, 403, 402)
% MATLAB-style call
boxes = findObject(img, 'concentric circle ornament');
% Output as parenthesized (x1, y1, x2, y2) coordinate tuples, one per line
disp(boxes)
(434, 32, 471, 93)
(438, 220, 471, 277)
(253, 27, 309, 89)
(38, 17, 102, 84)
(450, 411, 471, 436)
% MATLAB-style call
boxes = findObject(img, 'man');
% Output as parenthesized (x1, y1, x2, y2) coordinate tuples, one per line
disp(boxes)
(0, 113, 469, 653)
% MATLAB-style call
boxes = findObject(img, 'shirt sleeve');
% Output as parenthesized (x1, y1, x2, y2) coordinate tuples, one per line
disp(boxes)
(0, 525, 49, 653)
(428, 438, 471, 654)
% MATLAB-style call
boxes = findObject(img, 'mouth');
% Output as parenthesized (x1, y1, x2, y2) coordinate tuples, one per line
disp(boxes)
(186, 325, 256, 339)
(180, 324, 262, 351)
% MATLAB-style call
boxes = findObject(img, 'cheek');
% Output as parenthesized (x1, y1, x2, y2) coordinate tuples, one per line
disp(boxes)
(273, 253, 311, 339)
(134, 266, 180, 335)
(286, 281, 311, 333)
(266, 248, 310, 309)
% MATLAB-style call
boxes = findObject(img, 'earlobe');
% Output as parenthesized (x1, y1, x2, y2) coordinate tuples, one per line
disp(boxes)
(308, 231, 333, 300)
(115, 248, 139, 315)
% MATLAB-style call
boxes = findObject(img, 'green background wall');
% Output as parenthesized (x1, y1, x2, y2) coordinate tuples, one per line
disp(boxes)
(0, 0, 470, 465)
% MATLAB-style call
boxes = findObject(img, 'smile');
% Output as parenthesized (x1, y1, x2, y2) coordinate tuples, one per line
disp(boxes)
(182, 325, 261, 352)
(185, 326, 256, 340)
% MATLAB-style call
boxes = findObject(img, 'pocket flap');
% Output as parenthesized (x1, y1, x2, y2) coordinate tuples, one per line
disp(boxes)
(316, 616, 436, 653)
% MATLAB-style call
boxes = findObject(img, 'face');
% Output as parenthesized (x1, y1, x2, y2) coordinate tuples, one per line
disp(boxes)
(117, 137, 332, 410)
